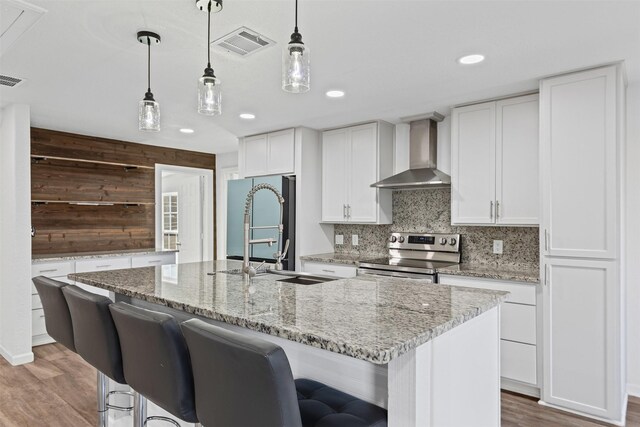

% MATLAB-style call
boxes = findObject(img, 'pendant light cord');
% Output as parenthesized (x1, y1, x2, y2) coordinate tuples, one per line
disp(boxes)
(294, 0, 298, 32)
(207, 0, 212, 68)
(146, 37, 151, 92)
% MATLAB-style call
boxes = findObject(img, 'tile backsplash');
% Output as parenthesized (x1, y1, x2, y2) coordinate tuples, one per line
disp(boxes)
(334, 188, 539, 269)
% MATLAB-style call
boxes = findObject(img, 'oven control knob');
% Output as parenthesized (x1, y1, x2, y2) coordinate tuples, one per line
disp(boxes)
(390, 236, 397, 243)
(449, 238, 457, 246)
(439, 237, 447, 245)
(398, 236, 405, 243)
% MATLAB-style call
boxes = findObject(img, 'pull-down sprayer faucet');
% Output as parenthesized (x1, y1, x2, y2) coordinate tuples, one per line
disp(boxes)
(242, 183, 290, 278)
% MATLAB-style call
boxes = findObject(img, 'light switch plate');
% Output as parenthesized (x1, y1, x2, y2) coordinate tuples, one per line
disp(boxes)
(335, 234, 344, 245)
(493, 240, 503, 254)
(352, 234, 359, 246)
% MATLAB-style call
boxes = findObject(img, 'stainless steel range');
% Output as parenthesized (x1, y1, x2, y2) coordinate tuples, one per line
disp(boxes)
(357, 232, 461, 283)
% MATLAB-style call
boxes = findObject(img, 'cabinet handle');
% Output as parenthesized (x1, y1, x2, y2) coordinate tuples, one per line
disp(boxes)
(322, 269, 336, 273)
(343, 204, 347, 219)
(544, 229, 549, 252)
(96, 264, 111, 268)
(544, 264, 549, 287)
(489, 201, 494, 220)
(347, 205, 351, 220)
(496, 200, 500, 219)
(148, 260, 162, 264)
(38, 269, 57, 273)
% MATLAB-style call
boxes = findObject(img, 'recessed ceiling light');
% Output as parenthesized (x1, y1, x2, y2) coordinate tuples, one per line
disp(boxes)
(458, 54, 485, 65)
(326, 90, 345, 98)
(239, 113, 256, 119)
(179, 128, 195, 134)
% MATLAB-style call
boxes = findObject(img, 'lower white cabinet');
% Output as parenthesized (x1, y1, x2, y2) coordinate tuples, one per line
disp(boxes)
(301, 261, 357, 278)
(439, 274, 539, 395)
(542, 257, 622, 421)
(31, 251, 176, 347)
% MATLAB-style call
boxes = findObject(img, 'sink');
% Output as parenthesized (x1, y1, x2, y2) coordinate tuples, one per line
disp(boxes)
(277, 276, 335, 285)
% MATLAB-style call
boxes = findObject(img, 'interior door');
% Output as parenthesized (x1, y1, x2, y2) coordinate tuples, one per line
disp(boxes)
(172, 174, 203, 264)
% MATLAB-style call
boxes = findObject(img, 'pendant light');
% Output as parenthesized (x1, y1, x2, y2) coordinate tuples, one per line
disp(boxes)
(282, 0, 310, 93)
(137, 31, 161, 132)
(196, 0, 223, 115)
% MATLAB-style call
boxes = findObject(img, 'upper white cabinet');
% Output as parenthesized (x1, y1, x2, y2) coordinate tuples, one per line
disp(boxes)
(540, 67, 618, 259)
(451, 94, 539, 226)
(321, 122, 393, 224)
(240, 128, 295, 178)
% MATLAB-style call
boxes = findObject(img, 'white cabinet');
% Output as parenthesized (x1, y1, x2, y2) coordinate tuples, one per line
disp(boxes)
(131, 253, 176, 268)
(241, 128, 295, 178)
(451, 94, 539, 226)
(542, 258, 620, 419)
(321, 122, 393, 224)
(539, 65, 624, 424)
(301, 261, 357, 278)
(439, 274, 538, 394)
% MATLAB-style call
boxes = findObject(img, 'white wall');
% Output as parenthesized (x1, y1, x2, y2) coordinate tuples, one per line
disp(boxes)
(215, 151, 239, 260)
(626, 82, 640, 397)
(0, 104, 34, 365)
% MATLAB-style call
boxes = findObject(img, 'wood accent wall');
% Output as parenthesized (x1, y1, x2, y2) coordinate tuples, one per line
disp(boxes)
(31, 128, 216, 255)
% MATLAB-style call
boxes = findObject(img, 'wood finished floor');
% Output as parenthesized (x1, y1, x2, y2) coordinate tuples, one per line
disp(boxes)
(0, 344, 638, 427)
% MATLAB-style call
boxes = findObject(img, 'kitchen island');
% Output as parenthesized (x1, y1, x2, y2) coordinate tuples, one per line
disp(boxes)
(70, 260, 507, 427)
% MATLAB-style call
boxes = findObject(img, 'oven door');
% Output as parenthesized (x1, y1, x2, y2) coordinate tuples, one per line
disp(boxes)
(357, 268, 435, 283)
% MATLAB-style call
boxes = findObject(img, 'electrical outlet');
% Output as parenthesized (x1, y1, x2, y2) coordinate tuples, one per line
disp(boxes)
(335, 234, 344, 245)
(493, 240, 503, 254)
(352, 234, 359, 246)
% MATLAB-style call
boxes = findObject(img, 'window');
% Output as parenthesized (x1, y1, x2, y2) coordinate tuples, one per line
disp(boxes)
(162, 192, 178, 250)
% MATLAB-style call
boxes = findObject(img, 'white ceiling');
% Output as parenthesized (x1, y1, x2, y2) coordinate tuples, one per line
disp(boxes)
(1, 0, 639, 154)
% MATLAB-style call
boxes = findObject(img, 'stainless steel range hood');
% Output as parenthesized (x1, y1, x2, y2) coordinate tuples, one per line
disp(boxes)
(371, 113, 450, 189)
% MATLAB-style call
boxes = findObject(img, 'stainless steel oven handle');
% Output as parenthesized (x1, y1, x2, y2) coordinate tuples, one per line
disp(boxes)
(357, 268, 434, 283)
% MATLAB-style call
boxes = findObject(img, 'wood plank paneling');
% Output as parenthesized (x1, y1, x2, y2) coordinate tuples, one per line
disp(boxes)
(31, 159, 155, 203)
(31, 128, 215, 169)
(31, 128, 216, 256)
(31, 204, 154, 254)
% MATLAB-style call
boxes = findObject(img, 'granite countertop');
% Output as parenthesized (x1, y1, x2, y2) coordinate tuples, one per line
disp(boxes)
(300, 252, 384, 266)
(70, 260, 507, 365)
(436, 263, 539, 284)
(33, 249, 178, 263)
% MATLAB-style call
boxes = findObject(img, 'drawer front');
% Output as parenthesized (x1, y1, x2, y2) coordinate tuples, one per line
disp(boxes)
(32, 309, 48, 336)
(76, 257, 131, 273)
(31, 261, 74, 278)
(31, 294, 43, 310)
(439, 275, 537, 305)
(501, 340, 537, 385)
(501, 303, 537, 345)
(131, 253, 175, 268)
(302, 261, 357, 278)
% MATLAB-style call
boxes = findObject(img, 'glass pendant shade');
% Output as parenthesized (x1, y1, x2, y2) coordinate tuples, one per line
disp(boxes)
(197, 74, 222, 115)
(138, 97, 160, 132)
(282, 42, 310, 93)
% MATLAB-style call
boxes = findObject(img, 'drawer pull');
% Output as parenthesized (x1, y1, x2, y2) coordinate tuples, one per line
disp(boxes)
(39, 315, 45, 318)
(322, 269, 335, 273)
(96, 265, 111, 268)
(38, 269, 58, 273)
(148, 260, 162, 264)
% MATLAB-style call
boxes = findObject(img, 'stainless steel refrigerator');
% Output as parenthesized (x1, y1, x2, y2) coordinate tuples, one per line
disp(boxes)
(226, 175, 296, 270)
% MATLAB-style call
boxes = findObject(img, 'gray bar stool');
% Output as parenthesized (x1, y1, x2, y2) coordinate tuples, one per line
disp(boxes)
(109, 302, 199, 427)
(61, 285, 134, 426)
(32, 276, 76, 352)
(181, 319, 388, 427)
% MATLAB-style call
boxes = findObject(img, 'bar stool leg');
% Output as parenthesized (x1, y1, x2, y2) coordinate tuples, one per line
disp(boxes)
(97, 371, 108, 427)
(133, 393, 147, 427)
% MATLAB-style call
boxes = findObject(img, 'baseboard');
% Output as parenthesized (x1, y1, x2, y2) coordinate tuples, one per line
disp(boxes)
(0, 343, 34, 366)
(628, 383, 640, 397)
(501, 378, 540, 398)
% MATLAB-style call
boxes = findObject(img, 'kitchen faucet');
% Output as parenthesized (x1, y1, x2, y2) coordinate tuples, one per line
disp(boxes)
(242, 183, 290, 278)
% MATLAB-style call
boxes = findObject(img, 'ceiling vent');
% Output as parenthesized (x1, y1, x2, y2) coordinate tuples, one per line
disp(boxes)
(0, 74, 24, 88)
(212, 27, 275, 57)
